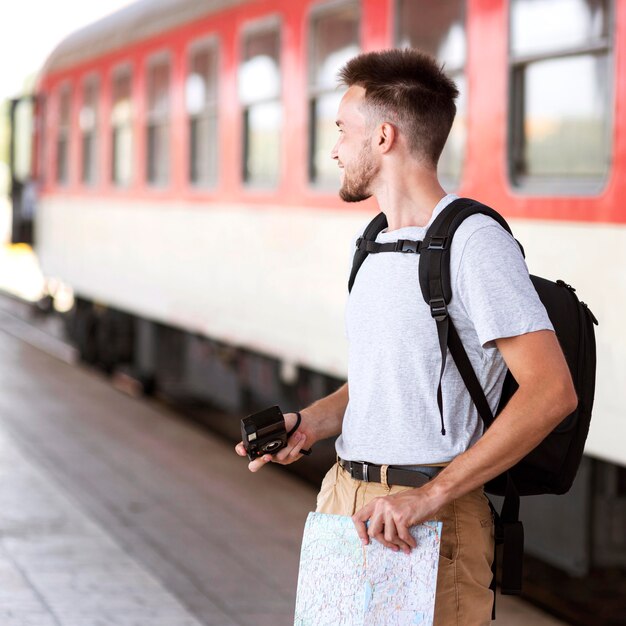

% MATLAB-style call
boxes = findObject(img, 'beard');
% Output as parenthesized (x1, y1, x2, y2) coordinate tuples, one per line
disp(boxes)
(339, 140, 380, 203)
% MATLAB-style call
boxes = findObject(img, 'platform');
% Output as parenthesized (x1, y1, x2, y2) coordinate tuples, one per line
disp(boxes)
(0, 313, 568, 625)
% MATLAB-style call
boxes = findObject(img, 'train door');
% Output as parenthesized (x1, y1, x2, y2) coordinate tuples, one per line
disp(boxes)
(9, 95, 38, 245)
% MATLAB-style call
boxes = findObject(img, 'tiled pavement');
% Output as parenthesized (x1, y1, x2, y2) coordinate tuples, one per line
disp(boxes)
(0, 432, 203, 626)
(0, 321, 568, 625)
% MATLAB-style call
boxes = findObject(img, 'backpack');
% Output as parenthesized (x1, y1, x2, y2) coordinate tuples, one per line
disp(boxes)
(348, 197, 598, 604)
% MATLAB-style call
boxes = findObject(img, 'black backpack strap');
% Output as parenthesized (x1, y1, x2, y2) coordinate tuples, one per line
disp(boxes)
(451, 316, 524, 607)
(499, 475, 524, 594)
(348, 212, 388, 293)
(418, 198, 516, 306)
(450, 314, 525, 597)
(485, 487, 524, 614)
(487, 497, 500, 620)
(419, 198, 514, 435)
(420, 198, 525, 600)
(448, 320, 495, 426)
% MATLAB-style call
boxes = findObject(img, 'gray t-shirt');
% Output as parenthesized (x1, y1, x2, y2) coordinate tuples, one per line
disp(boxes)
(335, 194, 554, 465)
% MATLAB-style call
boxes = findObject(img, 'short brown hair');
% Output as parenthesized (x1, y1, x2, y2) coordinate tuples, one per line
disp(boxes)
(338, 49, 459, 166)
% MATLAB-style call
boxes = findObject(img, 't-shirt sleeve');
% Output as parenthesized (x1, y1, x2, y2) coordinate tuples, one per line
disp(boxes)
(453, 224, 554, 349)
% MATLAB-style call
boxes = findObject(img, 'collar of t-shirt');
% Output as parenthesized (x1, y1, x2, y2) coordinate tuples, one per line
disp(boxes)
(377, 193, 459, 241)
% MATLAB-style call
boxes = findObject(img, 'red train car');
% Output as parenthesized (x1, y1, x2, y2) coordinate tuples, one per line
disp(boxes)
(9, 1, 626, 618)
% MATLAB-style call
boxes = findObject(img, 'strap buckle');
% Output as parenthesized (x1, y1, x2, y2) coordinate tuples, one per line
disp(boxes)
(395, 239, 419, 254)
(429, 298, 448, 321)
(428, 235, 448, 250)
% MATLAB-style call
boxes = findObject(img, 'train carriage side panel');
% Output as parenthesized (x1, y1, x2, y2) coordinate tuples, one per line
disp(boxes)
(33, 0, 626, 468)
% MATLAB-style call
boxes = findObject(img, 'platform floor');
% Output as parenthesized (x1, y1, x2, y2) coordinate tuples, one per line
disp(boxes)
(0, 313, 568, 625)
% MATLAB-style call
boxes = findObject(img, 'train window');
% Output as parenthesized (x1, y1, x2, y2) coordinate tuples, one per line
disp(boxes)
(239, 25, 281, 187)
(146, 55, 171, 187)
(12, 98, 35, 184)
(309, 3, 359, 187)
(80, 76, 99, 186)
(56, 84, 71, 185)
(509, 0, 613, 190)
(111, 68, 133, 187)
(186, 41, 219, 188)
(396, 0, 466, 188)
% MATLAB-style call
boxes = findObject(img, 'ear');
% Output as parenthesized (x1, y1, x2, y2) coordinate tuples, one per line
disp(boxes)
(377, 122, 396, 154)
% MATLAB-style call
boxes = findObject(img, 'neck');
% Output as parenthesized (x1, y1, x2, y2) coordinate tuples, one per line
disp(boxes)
(374, 166, 447, 231)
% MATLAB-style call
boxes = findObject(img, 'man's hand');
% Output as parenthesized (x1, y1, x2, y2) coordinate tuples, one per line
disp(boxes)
(235, 383, 348, 472)
(234, 412, 310, 472)
(352, 486, 442, 554)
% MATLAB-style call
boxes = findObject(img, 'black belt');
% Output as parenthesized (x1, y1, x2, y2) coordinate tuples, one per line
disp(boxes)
(338, 458, 440, 488)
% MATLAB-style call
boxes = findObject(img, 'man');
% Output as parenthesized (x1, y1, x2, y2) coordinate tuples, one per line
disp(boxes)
(236, 49, 576, 625)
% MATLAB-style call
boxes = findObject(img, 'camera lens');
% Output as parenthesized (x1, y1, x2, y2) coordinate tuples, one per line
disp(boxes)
(263, 439, 282, 452)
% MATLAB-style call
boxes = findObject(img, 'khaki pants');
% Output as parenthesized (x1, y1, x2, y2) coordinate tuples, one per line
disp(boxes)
(316, 462, 495, 626)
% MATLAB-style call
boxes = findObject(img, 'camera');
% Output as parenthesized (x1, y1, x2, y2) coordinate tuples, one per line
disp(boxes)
(241, 405, 288, 461)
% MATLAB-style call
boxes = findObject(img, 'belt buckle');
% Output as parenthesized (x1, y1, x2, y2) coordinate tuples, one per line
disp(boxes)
(350, 461, 369, 482)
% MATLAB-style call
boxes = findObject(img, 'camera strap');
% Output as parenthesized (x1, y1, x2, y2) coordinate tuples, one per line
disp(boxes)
(288, 412, 312, 456)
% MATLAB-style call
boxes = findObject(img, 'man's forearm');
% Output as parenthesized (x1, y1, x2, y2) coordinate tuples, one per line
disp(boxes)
(348, 324, 578, 556)
(349, 377, 576, 545)
(425, 332, 578, 508)
(300, 382, 349, 445)
(425, 379, 576, 507)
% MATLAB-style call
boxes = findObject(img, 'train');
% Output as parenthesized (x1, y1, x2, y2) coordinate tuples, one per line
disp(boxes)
(8, 0, 626, 621)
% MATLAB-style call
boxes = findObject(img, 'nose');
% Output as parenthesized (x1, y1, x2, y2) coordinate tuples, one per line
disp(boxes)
(330, 138, 339, 161)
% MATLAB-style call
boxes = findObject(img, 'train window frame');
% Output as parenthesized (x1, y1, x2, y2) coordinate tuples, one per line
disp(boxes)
(393, 0, 467, 191)
(186, 35, 220, 190)
(110, 62, 134, 189)
(79, 72, 100, 188)
(145, 50, 172, 189)
(239, 15, 283, 190)
(508, 0, 615, 195)
(55, 81, 72, 186)
(307, 0, 361, 191)
(35, 94, 47, 186)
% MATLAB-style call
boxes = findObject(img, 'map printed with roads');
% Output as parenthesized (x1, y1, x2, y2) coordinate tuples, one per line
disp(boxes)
(294, 512, 442, 625)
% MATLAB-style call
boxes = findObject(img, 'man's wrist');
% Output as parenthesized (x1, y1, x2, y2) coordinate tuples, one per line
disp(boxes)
(297, 408, 318, 447)
(418, 476, 452, 512)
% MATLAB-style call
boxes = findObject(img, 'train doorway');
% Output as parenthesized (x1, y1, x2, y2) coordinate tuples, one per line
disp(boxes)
(9, 95, 37, 245)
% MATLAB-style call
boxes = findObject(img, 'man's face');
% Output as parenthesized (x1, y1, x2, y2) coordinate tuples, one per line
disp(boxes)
(331, 86, 380, 203)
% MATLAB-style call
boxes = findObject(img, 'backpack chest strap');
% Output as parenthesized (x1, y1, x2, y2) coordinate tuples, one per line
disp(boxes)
(355, 237, 423, 254)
